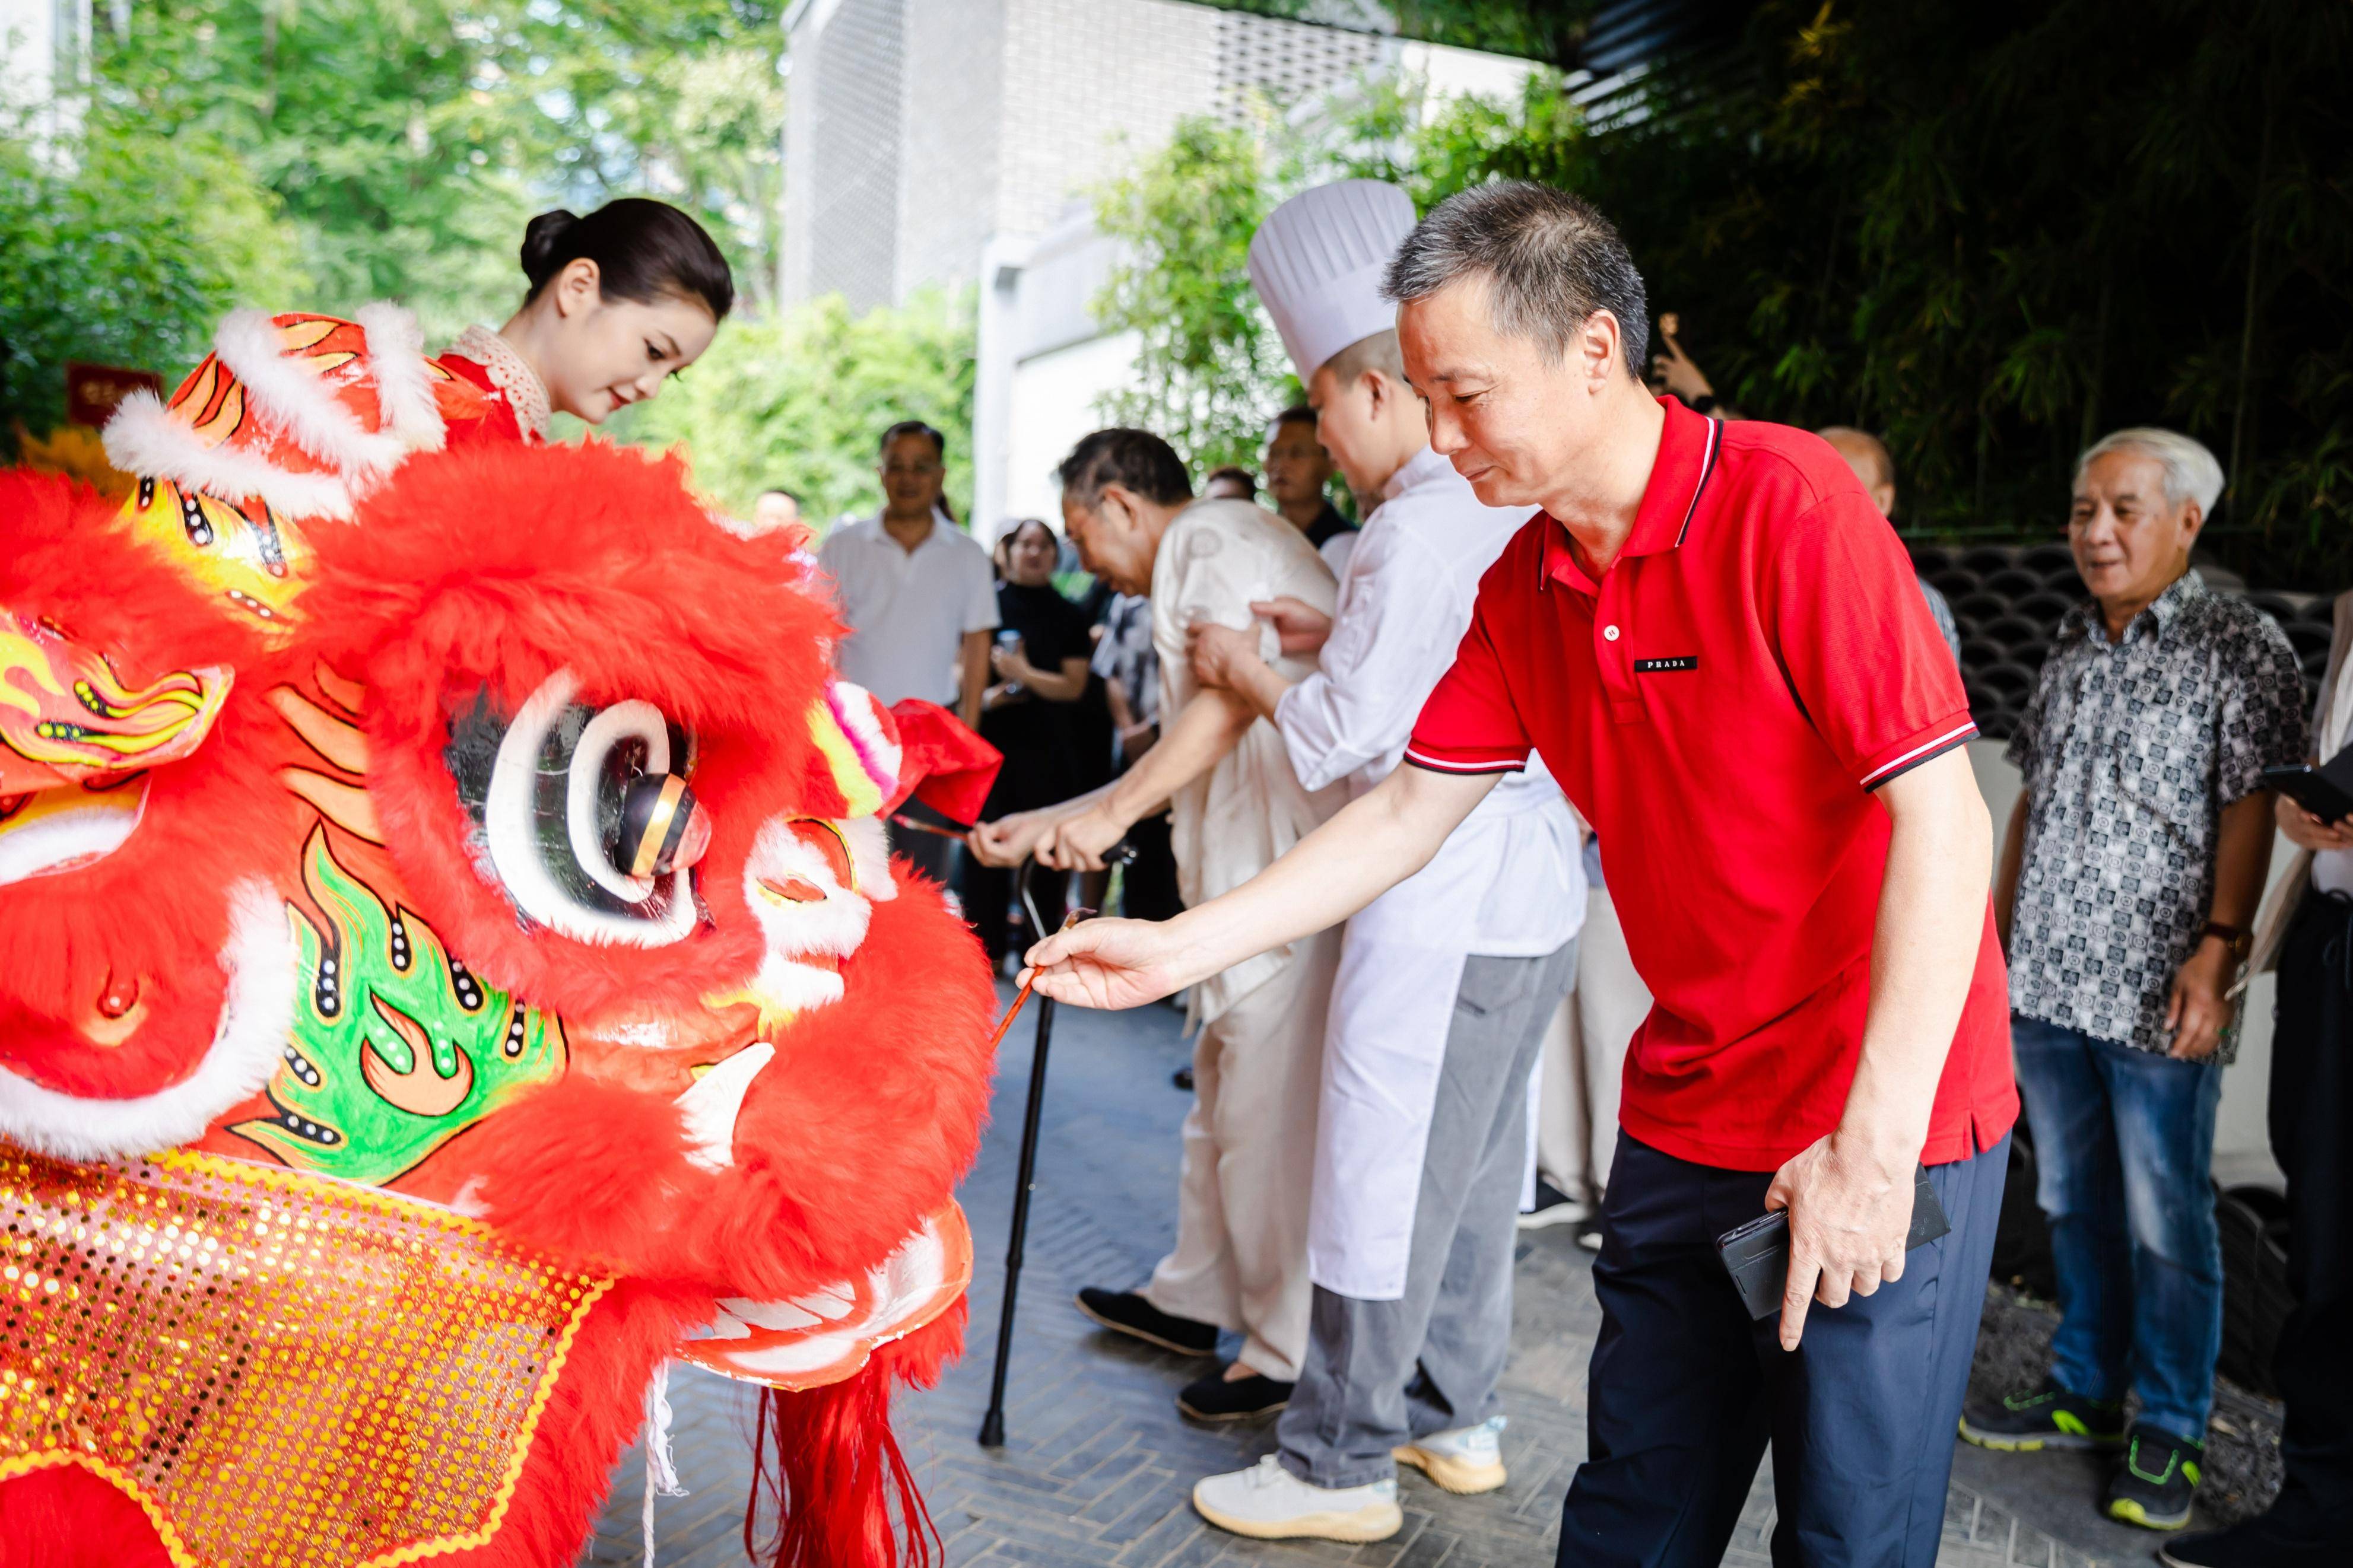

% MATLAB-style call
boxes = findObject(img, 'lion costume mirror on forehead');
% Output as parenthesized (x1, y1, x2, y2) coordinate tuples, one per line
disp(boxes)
(0, 307, 1004, 1568)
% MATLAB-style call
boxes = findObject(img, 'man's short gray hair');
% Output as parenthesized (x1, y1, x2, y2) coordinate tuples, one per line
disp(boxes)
(1381, 180, 1649, 378)
(2075, 427, 2225, 519)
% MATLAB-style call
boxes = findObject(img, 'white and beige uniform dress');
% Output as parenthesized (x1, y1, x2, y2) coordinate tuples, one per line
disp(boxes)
(1136, 497, 1347, 1382)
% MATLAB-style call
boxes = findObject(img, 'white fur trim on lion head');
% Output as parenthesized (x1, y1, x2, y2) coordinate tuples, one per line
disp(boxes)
(355, 302, 447, 454)
(102, 390, 355, 521)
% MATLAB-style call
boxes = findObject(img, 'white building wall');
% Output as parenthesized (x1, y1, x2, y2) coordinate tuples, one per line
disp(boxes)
(1, 0, 89, 144)
(1005, 330, 1144, 525)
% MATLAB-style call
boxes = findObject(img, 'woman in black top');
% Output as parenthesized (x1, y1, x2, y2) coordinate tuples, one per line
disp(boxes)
(961, 519, 1094, 972)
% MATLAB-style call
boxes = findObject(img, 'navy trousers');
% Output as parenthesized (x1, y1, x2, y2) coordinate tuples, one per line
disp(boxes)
(1557, 1133, 2006, 1568)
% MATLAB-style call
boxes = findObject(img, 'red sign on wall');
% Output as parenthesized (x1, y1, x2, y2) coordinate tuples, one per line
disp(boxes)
(65, 362, 165, 430)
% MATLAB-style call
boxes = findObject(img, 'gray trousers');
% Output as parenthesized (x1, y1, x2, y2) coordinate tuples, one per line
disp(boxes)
(1278, 940, 1578, 1488)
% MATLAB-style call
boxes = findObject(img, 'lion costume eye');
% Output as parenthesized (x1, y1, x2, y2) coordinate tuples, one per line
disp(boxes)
(443, 670, 703, 947)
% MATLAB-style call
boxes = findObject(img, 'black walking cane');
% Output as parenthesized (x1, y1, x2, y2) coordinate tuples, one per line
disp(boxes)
(976, 848, 1129, 1448)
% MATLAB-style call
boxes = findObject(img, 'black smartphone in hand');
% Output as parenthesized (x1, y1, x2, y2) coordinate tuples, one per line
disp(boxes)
(2265, 764, 2353, 825)
(1714, 1168, 1952, 1321)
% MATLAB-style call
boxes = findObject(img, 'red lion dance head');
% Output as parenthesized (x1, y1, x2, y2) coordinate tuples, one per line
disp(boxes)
(0, 319, 1002, 1568)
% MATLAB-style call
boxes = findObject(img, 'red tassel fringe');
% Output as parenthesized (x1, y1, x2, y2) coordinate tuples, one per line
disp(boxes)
(743, 1360, 941, 1568)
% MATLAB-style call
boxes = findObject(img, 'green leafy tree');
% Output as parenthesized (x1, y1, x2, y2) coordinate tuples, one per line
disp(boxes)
(1384, 0, 2352, 582)
(617, 287, 976, 530)
(1197, 0, 2350, 585)
(1091, 119, 1296, 476)
(1204, 1, 1595, 71)
(84, 1, 783, 338)
(493, 4, 786, 312)
(0, 115, 309, 434)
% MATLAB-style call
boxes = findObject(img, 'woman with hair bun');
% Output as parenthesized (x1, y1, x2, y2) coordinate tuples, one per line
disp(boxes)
(97, 197, 738, 632)
(441, 198, 736, 445)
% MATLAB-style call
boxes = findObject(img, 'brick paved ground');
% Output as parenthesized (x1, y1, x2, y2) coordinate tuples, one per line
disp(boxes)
(584, 985, 2215, 1568)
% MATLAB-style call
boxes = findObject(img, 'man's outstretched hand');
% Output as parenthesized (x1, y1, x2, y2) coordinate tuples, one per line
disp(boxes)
(1037, 803, 1128, 871)
(970, 812, 1051, 869)
(1021, 917, 1202, 1010)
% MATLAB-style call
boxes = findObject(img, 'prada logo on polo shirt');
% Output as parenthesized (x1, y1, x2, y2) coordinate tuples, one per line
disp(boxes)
(1633, 656, 1700, 673)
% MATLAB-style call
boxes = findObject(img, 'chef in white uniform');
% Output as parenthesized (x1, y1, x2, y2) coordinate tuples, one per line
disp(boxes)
(1183, 180, 1585, 1543)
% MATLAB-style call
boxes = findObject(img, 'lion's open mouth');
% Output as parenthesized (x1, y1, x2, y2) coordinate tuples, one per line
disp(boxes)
(675, 1203, 973, 1389)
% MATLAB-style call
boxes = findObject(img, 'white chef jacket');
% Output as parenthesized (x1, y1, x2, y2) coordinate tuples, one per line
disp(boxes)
(1153, 498, 1349, 1028)
(814, 510, 998, 707)
(1317, 530, 1357, 583)
(1279, 444, 1586, 1299)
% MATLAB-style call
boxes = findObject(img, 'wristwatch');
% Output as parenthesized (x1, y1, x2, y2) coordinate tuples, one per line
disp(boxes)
(2200, 920, 2252, 962)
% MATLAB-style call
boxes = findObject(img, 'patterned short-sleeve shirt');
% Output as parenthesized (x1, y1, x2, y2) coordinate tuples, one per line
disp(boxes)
(2006, 570, 2308, 1056)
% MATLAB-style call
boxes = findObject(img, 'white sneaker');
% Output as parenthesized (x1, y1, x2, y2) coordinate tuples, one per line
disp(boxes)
(1192, 1455, 1403, 1542)
(1518, 1178, 1590, 1231)
(1395, 1415, 1508, 1494)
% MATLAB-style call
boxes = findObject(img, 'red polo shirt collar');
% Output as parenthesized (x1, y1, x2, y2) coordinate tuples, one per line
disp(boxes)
(1541, 399, 1725, 593)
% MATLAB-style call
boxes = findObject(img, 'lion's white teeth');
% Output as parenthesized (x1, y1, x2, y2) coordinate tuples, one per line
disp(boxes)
(675, 1041, 774, 1171)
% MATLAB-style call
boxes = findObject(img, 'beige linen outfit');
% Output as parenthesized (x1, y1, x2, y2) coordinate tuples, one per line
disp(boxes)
(1137, 498, 1348, 1381)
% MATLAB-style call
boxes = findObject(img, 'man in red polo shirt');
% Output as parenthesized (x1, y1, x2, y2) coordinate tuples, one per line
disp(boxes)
(1021, 180, 2015, 1565)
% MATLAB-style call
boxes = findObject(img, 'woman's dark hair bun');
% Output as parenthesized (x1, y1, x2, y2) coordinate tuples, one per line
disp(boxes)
(516, 198, 734, 321)
(520, 209, 582, 291)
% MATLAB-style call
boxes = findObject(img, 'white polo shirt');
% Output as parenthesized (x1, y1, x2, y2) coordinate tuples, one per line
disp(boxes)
(815, 510, 999, 706)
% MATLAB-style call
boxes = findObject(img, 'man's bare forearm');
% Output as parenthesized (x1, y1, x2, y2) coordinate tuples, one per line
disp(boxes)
(1993, 790, 2028, 953)
(1839, 748, 1993, 1166)
(958, 631, 991, 730)
(1151, 765, 1498, 989)
(1098, 689, 1255, 828)
(1228, 657, 1292, 724)
(2209, 791, 2276, 928)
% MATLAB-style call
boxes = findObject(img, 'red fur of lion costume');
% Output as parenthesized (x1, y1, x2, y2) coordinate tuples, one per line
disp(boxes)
(0, 437, 1002, 1568)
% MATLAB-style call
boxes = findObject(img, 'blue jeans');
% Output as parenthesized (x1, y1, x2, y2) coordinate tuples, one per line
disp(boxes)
(2010, 1014, 2223, 1439)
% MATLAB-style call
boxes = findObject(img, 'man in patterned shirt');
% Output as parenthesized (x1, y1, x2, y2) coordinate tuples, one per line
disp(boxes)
(1965, 428, 2307, 1531)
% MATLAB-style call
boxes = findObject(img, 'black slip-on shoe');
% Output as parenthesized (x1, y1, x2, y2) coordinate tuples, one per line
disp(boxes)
(2160, 1515, 2349, 1567)
(1177, 1365, 1293, 1422)
(1074, 1287, 1219, 1356)
(1958, 1378, 2126, 1451)
(2106, 1423, 2202, 1531)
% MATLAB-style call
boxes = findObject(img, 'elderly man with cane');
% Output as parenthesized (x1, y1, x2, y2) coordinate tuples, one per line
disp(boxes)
(972, 429, 1345, 1423)
(1018, 181, 2018, 1568)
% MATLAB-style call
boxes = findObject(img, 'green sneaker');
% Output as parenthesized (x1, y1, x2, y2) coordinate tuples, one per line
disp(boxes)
(2106, 1424, 2202, 1531)
(1957, 1378, 2126, 1451)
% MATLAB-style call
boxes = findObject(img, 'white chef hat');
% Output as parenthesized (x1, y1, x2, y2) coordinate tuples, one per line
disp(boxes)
(1248, 179, 1418, 384)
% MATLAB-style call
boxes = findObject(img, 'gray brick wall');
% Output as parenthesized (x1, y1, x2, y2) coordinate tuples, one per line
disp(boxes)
(787, 0, 1423, 309)
(898, 0, 1010, 300)
(786, 0, 907, 311)
(1211, 5, 1386, 125)
(996, 0, 1223, 243)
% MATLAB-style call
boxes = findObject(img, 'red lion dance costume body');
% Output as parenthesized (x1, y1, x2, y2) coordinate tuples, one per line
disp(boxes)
(0, 308, 1004, 1568)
